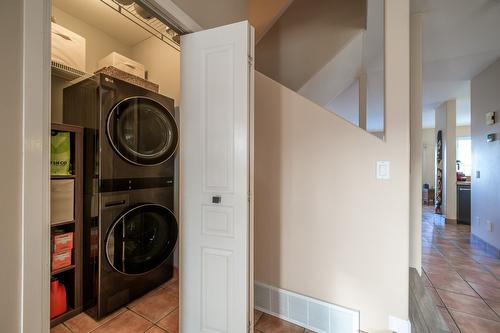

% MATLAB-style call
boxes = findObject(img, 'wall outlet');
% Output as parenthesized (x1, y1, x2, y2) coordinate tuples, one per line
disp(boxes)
(476, 216, 480, 226)
(486, 220, 493, 232)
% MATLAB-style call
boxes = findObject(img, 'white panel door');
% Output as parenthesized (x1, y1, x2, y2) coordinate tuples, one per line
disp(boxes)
(180, 21, 253, 333)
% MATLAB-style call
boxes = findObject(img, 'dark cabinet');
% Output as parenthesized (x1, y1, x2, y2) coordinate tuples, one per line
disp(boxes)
(457, 183, 471, 224)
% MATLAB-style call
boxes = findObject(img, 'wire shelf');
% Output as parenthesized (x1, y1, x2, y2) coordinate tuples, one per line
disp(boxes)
(100, 0, 180, 51)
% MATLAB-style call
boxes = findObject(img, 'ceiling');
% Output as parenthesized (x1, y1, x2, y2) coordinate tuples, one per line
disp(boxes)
(170, 0, 293, 40)
(412, 0, 500, 128)
(52, 0, 151, 46)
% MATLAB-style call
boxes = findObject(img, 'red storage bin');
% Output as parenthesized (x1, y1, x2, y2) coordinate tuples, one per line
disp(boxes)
(50, 279, 67, 319)
(52, 232, 74, 253)
(51, 250, 72, 271)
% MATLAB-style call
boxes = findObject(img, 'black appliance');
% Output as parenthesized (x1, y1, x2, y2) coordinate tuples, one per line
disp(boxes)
(457, 183, 471, 224)
(63, 74, 178, 319)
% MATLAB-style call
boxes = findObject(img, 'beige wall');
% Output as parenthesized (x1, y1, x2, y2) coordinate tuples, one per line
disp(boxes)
(0, 0, 23, 331)
(422, 128, 436, 188)
(422, 125, 470, 189)
(249, 0, 294, 42)
(254, 2, 410, 331)
(52, 6, 134, 73)
(51, 7, 181, 119)
(171, 0, 247, 29)
(131, 37, 181, 105)
(471, 57, 500, 249)
(256, 0, 366, 91)
(51, 6, 135, 122)
(456, 125, 471, 137)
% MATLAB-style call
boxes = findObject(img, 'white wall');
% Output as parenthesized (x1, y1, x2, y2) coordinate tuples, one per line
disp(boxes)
(422, 128, 435, 188)
(254, 2, 410, 331)
(0, 0, 22, 331)
(131, 37, 180, 105)
(325, 79, 360, 126)
(471, 57, 500, 250)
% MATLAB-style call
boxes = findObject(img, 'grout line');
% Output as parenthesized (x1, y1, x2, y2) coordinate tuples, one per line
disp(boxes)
(442, 305, 463, 333)
(422, 208, 500, 329)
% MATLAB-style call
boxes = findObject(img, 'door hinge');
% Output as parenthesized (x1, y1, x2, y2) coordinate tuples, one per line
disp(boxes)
(248, 55, 254, 67)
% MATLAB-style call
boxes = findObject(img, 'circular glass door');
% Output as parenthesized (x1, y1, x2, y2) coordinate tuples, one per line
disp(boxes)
(107, 97, 178, 166)
(106, 204, 178, 275)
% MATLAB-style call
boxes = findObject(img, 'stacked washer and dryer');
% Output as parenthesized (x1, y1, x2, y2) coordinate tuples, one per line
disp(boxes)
(63, 73, 179, 319)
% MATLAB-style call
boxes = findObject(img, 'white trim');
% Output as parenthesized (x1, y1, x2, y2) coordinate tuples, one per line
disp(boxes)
(22, 0, 51, 332)
(255, 282, 360, 333)
(389, 315, 412, 333)
(144, 0, 203, 32)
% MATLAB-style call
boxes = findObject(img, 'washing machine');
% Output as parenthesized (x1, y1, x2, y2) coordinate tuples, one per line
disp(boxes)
(63, 74, 179, 318)
(86, 187, 178, 319)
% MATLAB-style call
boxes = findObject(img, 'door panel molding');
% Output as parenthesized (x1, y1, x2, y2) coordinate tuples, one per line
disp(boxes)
(180, 21, 253, 332)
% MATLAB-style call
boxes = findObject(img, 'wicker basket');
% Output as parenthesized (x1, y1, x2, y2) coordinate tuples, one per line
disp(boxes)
(95, 66, 159, 93)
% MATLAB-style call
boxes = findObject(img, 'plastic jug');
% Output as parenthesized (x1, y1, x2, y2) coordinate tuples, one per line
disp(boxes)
(50, 278, 67, 319)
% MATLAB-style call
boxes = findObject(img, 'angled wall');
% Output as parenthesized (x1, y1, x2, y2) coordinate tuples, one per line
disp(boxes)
(255, 0, 366, 91)
(254, 2, 410, 331)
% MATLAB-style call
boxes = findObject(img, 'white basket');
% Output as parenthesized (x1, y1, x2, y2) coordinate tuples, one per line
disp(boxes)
(97, 52, 146, 79)
(51, 23, 86, 72)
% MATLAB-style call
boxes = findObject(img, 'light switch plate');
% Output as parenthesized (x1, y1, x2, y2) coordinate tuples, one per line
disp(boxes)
(486, 220, 493, 232)
(377, 161, 390, 180)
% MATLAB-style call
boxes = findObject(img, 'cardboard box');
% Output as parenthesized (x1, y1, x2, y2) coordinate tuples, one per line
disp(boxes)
(97, 52, 145, 79)
(52, 232, 74, 253)
(52, 250, 72, 271)
(51, 179, 74, 224)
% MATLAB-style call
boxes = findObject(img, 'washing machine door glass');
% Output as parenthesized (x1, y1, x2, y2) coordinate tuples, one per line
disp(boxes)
(106, 204, 178, 275)
(107, 97, 178, 166)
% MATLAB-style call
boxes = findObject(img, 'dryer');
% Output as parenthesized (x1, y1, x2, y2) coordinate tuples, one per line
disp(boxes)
(63, 74, 179, 318)
(64, 73, 178, 184)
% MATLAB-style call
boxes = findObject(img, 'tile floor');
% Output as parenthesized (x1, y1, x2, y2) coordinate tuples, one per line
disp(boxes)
(51, 270, 308, 333)
(421, 206, 500, 333)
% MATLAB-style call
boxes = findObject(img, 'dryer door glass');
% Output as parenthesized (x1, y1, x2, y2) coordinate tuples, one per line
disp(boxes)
(107, 97, 178, 166)
(106, 204, 178, 275)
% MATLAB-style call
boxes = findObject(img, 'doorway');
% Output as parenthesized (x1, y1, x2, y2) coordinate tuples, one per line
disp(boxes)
(23, 1, 254, 332)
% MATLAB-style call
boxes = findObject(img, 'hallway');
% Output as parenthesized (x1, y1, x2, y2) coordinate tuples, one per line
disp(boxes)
(421, 207, 500, 332)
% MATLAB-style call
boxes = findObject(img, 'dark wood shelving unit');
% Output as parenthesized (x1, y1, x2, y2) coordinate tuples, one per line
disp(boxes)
(51, 219, 76, 228)
(51, 265, 76, 276)
(50, 123, 83, 327)
(52, 174, 77, 179)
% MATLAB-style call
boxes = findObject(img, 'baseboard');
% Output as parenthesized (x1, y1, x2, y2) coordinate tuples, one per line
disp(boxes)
(471, 234, 500, 259)
(254, 281, 360, 333)
(389, 316, 411, 333)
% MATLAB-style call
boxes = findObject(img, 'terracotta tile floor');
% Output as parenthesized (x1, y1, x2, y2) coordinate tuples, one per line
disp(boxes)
(421, 206, 500, 333)
(52, 271, 306, 333)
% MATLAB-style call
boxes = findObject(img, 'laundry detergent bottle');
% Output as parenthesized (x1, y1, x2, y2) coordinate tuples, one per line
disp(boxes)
(50, 278, 67, 318)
